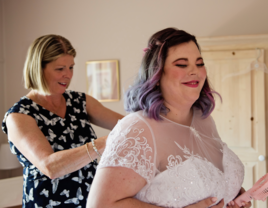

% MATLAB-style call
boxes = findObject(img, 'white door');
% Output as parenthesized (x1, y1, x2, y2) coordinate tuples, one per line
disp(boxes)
(202, 49, 267, 208)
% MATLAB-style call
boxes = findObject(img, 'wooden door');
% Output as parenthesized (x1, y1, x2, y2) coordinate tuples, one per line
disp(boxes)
(202, 49, 267, 208)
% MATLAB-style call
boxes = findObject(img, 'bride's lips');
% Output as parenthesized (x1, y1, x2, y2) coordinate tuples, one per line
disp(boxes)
(182, 80, 199, 88)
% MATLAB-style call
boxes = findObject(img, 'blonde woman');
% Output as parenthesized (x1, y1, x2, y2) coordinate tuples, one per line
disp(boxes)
(2, 34, 123, 208)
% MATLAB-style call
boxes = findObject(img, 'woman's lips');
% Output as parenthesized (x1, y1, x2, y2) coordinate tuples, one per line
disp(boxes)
(59, 82, 67, 87)
(182, 81, 199, 88)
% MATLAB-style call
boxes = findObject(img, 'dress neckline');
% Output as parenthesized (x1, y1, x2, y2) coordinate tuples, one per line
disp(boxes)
(155, 143, 226, 181)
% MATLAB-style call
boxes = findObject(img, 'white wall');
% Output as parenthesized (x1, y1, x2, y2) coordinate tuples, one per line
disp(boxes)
(2, 0, 268, 137)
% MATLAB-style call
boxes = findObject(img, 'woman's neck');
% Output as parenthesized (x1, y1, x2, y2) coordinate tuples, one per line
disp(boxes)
(162, 101, 193, 126)
(27, 90, 66, 117)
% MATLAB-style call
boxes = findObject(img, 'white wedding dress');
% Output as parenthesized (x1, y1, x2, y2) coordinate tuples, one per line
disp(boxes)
(98, 109, 244, 208)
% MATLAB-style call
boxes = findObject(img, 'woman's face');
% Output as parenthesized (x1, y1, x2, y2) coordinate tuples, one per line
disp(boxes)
(43, 54, 74, 95)
(160, 41, 207, 107)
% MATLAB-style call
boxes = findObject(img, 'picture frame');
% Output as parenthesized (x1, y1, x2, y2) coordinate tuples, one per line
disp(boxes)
(86, 60, 120, 102)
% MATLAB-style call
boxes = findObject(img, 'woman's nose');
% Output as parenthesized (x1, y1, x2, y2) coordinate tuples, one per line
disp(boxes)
(189, 65, 198, 75)
(64, 68, 73, 79)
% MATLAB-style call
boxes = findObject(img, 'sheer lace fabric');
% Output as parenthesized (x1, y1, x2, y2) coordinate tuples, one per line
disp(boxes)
(98, 109, 244, 208)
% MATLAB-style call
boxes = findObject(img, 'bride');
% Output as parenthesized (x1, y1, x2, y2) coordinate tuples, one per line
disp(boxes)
(86, 28, 251, 208)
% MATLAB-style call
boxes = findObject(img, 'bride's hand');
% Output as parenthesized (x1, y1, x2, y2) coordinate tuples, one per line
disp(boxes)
(227, 187, 251, 208)
(185, 197, 224, 208)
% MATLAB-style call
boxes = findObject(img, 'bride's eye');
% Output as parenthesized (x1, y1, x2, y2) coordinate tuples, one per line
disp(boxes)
(176, 64, 187, 68)
(196, 63, 205, 67)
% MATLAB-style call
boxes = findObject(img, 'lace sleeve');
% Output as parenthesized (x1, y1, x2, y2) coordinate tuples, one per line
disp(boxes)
(98, 113, 156, 183)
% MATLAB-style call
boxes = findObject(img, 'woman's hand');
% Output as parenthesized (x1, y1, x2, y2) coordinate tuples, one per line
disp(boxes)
(6, 113, 97, 179)
(185, 198, 224, 208)
(227, 187, 252, 208)
(94, 135, 108, 154)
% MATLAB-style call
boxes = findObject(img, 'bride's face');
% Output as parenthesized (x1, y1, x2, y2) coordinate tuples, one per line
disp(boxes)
(160, 41, 207, 107)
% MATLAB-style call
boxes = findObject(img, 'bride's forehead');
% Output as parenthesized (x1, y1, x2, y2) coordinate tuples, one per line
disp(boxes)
(167, 42, 200, 56)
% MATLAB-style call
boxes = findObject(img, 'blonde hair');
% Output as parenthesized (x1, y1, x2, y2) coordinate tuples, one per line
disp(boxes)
(23, 34, 76, 95)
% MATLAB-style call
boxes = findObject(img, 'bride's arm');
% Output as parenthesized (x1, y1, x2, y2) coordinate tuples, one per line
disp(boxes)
(87, 167, 162, 208)
(86, 166, 227, 208)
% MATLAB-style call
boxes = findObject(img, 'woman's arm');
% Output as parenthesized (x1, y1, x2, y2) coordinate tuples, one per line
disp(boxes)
(87, 167, 226, 208)
(85, 95, 124, 130)
(87, 167, 162, 208)
(6, 113, 103, 179)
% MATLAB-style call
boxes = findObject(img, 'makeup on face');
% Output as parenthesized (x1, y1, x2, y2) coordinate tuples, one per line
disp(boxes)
(160, 41, 207, 105)
(43, 55, 75, 94)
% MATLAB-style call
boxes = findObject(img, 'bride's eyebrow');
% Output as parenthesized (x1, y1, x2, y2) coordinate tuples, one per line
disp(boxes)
(172, 58, 188, 63)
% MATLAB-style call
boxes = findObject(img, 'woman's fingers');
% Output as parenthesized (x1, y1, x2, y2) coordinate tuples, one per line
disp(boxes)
(240, 187, 246, 194)
(227, 200, 240, 208)
(242, 201, 252, 208)
(227, 187, 252, 208)
(95, 135, 108, 151)
(227, 200, 251, 208)
(211, 199, 224, 208)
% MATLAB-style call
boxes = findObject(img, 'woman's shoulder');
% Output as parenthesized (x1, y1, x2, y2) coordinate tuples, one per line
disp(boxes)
(63, 90, 87, 111)
(2, 96, 36, 134)
(64, 90, 85, 100)
(100, 110, 157, 183)
(110, 111, 156, 139)
(119, 110, 153, 125)
(114, 111, 142, 128)
(192, 108, 220, 138)
(5, 96, 35, 115)
(193, 107, 215, 123)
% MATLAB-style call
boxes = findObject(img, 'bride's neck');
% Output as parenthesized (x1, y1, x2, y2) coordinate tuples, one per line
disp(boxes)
(162, 103, 193, 126)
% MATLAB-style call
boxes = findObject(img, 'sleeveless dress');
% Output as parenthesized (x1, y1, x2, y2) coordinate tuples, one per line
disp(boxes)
(2, 90, 97, 208)
(98, 109, 245, 208)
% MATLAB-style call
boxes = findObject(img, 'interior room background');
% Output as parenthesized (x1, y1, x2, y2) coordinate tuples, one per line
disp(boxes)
(1, 0, 268, 187)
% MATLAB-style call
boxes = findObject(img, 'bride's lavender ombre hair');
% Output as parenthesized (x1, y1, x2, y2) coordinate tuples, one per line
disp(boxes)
(124, 28, 220, 120)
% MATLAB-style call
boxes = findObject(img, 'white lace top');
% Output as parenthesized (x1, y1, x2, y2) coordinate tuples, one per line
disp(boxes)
(98, 109, 244, 208)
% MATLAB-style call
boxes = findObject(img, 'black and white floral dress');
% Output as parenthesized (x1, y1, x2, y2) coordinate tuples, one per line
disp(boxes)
(2, 90, 97, 208)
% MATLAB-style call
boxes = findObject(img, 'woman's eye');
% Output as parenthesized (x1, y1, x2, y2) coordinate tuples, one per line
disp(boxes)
(176, 64, 187, 68)
(70, 67, 74, 70)
(57, 68, 63, 71)
(197, 63, 205, 67)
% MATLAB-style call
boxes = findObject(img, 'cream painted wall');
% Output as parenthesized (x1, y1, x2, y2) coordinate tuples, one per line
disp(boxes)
(2, 0, 268, 138)
(0, 0, 5, 144)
